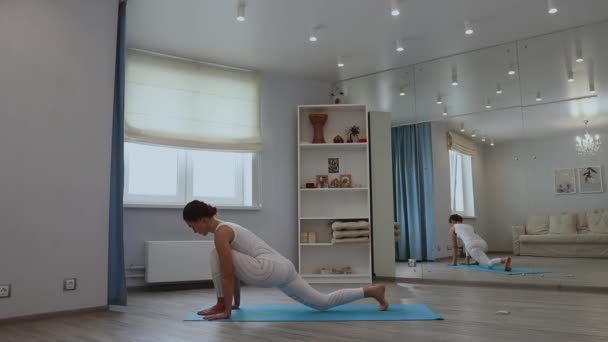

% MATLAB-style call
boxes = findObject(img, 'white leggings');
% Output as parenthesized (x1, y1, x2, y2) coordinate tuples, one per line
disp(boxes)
(210, 249, 365, 311)
(467, 246, 502, 268)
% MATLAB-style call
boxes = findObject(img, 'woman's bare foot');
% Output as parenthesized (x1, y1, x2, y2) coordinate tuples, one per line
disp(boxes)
(504, 257, 512, 272)
(364, 284, 389, 311)
(197, 303, 225, 316)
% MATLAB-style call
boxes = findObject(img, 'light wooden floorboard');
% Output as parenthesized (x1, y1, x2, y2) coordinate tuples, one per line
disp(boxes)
(396, 254, 608, 289)
(1, 282, 608, 342)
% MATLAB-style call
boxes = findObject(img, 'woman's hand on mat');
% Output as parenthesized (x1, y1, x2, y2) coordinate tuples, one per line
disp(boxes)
(204, 311, 231, 321)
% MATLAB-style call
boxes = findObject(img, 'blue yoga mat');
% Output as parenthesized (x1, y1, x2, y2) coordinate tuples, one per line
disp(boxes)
(185, 304, 442, 322)
(450, 264, 547, 275)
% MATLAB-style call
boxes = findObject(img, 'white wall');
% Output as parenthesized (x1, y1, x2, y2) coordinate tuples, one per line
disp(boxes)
(431, 121, 490, 258)
(483, 134, 608, 251)
(0, 0, 118, 319)
(124, 73, 330, 286)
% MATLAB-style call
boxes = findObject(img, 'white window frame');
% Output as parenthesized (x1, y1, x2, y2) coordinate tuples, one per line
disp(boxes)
(123, 143, 261, 210)
(449, 150, 475, 217)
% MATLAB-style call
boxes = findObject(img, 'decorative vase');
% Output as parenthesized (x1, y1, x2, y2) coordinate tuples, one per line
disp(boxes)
(309, 113, 328, 143)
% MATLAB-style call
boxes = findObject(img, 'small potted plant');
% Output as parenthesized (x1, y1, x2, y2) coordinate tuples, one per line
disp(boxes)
(346, 125, 360, 143)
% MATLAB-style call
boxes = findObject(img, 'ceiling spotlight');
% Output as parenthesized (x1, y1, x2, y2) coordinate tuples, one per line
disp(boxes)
(508, 64, 516, 76)
(399, 86, 406, 96)
(576, 50, 584, 63)
(451, 67, 458, 86)
(443, 105, 448, 116)
(436, 94, 443, 104)
(485, 98, 492, 109)
(547, 0, 558, 14)
(481, 137, 487, 142)
(536, 91, 542, 102)
(568, 70, 575, 82)
(464, 20, 474, 35)
(496, 83, 503, 94)
(396, 40, 404, 52)
(309, 28, 319, 42)
(460, 123, 465, 132)
(471, 130, 477, 138)
(236, 2, 246, 21)
(490, 140, 495, 146)
(337, 56, 345, 68)
(390, 0, 400, 16)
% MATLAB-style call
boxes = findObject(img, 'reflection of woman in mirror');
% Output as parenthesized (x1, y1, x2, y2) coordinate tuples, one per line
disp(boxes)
(449, 215, 512, 271)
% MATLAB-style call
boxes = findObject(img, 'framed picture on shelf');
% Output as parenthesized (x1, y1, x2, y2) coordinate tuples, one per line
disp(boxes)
(328, 158, 339, 173)
(554, 168, 576, 195)
(577, 166, 603, 193)
(339, 174, 352, 188)
(316, 174, 329, 188)
(330, 177, 340, 188)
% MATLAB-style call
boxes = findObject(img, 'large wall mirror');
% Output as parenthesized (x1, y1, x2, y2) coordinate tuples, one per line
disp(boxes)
(339, 20, 608, 288)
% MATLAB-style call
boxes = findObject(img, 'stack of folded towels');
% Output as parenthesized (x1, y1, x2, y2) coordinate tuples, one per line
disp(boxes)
(331, 220, 370, 244)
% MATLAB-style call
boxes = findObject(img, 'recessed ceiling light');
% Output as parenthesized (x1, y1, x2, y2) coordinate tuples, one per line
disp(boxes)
(396, 40, 404, 52)
(547, 0, 558, 14)
(460, 123, 465, 132)
(485, 99, 492, 109)
(309, 28, 319, 42)
(481, 137, 486, 142)
(490, 140, 495, 146)
(443, 105, 448, 116)
(236, 2, 246, 22)
(337, 56, 344, 68)
(464, 21, 474, 35)
(436, 94, 442, 104)
(536, 91, 542, 102)
(568, 70, 575, 82)
(508, 64, 516, 76)
(390, 0, 400, 16)
(496, 83, 503, 94)
(451, 67, 458, 86)
(399, 86, 406, 96)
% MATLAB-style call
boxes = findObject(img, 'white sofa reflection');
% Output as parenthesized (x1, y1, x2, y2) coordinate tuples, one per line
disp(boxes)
(512, 209, 608, 258)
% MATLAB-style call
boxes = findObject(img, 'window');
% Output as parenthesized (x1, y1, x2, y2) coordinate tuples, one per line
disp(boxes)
(123, 50, 261, 208)
(449, 149, 475, 217)
(124, 142, 258, 207)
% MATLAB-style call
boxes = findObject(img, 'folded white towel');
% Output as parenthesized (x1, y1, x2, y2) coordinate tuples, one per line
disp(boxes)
(333, 229, 370, 239)
(332, 220, 369, 231)
(331, 237, 370, 244)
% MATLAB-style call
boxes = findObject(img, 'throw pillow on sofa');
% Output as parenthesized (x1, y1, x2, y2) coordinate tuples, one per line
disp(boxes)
(549, 214, 577, 235)
(587, 211, 608, 234)
(526, 215, 549, 235)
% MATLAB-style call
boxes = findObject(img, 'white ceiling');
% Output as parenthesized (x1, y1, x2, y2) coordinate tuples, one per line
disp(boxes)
(126, 0, 608, 81)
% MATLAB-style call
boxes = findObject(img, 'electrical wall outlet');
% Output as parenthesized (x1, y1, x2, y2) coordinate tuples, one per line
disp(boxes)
(0, 284, 11, 298)
(63, 278, 77, 291)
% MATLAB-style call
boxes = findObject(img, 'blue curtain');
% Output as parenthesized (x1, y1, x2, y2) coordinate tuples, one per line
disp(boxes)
(108, 0, 127, 306)
(392, 122, 436, 261)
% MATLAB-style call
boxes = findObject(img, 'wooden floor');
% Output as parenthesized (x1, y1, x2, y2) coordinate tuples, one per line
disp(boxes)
(2, 282, 608, 342)
(396, 254, 608, 289)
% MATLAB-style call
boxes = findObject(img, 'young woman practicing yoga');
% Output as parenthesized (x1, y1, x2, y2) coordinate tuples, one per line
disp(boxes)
(449, 214, 512, 271)
(183, 200, 388, 320)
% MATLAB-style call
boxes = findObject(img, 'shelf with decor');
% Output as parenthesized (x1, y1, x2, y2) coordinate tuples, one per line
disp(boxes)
(297, 103, 371, 284)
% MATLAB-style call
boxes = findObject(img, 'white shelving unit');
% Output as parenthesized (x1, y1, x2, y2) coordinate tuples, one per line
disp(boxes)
(297, 104, 372, 284)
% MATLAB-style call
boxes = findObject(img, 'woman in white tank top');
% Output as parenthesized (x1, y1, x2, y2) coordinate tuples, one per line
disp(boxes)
(182, 200, 389, 321)
(449, 214, 512, 271)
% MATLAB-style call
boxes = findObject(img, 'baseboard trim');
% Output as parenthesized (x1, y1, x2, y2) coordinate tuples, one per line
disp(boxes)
(127, 280, 215, 292)
(0, 305, 108, 325)
(377, 276, 608, 294)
